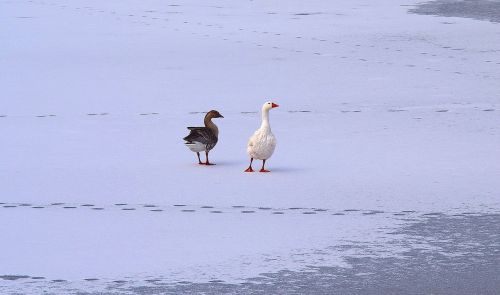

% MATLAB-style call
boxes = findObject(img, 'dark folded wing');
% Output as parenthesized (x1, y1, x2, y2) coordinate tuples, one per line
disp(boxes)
(183, 127, 216, 145)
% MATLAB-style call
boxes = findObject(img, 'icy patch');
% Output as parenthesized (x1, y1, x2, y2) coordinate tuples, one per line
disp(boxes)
(409, 0, 500, 23)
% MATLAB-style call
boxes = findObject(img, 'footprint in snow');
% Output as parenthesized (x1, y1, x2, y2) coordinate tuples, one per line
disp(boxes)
(0, 275, 30, 281)
(423, 212, 443, 216)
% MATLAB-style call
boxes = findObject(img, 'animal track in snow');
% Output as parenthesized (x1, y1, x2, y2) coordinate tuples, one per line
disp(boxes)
(0, 201, 424, 218)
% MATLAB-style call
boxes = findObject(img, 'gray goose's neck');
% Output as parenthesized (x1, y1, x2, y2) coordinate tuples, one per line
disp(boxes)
(204, 117, 219, 138)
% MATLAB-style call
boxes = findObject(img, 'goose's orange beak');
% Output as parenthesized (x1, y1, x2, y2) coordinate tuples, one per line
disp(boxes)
(271, 103, 279, 108)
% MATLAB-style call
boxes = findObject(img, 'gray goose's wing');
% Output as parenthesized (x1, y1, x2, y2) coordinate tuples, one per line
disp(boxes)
(183, 127, 217, 148)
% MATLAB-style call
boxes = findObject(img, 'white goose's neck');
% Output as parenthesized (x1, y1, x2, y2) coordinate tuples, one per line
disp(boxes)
(260, 108, 271, 131)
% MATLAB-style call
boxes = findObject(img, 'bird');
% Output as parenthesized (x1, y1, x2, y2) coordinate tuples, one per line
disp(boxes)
(183, 110, 223, 165)
(245, 101, 279, 172)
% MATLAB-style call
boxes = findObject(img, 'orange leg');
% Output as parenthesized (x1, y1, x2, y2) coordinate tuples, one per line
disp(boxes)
(205, 151, 215, 165)
(244, 158, 254, 172)
(197, 152, 203, 165)
(259, 159, 270, 172)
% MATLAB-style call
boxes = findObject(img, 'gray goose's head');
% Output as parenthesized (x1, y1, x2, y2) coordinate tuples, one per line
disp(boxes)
(204, 110, 223, 137)
(205, 110, 224, 120)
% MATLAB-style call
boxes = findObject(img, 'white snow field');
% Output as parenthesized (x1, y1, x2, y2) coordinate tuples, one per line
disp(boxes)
(1, 0, 499, 293)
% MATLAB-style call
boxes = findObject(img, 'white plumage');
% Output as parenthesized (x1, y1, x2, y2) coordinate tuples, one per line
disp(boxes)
(247, 128, 276, 160)
(245, 101, 279, 172)
(185, 141, 207, 153)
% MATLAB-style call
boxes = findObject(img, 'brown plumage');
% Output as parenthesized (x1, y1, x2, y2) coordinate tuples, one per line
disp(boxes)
(183, 110, 223, 165)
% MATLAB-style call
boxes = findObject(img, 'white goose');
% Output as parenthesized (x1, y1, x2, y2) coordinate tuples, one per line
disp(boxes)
(245, 101, 279, 172)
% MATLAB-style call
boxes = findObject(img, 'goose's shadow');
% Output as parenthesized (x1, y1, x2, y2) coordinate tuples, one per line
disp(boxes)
(259, 166, 305, 173)
(210, 160, 242, 167)
(211, 162, 304, 172)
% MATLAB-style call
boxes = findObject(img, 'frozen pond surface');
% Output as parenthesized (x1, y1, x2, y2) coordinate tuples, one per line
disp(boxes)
(1, 210, 499, 294)
(1, 0, 499, 293)
(95, 213, 500, 294)
(410, 0, 500, 23)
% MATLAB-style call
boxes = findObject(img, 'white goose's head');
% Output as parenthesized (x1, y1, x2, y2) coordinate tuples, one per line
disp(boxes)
(262, 101, 279, 112)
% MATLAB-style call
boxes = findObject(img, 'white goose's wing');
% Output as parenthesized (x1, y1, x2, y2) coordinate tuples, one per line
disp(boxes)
(247, 129, 261, 147)
(247, 136, 255, 147)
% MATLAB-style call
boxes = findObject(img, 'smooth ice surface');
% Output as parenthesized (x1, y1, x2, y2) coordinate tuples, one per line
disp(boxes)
(1, 0, 499, 293)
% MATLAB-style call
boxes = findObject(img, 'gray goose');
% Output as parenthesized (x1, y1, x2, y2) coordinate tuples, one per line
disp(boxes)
(183, 110, 223, 165)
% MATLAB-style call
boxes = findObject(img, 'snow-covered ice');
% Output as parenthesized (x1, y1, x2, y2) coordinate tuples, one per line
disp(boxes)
(0, 0, 499, 293)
